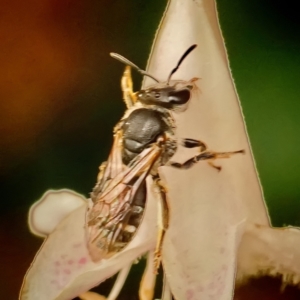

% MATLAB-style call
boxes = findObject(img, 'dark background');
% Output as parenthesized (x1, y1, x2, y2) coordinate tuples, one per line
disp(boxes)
(1, 0, 300, 298)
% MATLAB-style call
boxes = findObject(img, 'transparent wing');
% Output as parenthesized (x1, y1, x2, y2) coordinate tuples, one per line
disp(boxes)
(86, 131, 162, 262)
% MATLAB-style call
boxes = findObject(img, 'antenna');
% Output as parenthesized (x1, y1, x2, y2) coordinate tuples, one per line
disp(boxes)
(110, 53, 159, 83)
(167, 44, 197, 84)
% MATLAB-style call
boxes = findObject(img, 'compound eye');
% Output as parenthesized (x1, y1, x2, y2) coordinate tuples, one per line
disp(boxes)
(168, 89, 190, 105)
(155, 92, 160, 99)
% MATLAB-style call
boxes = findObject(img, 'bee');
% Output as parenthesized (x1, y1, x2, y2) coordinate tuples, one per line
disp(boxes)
(85, 45, 244, 270)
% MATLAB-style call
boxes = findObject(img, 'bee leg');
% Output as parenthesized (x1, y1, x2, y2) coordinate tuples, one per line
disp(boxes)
(180, 138, 245, 171)
(208, 161, 222, 172)
(170, 149, 245, 170)
(181, 138, 208, 152)
(152, 176, 169, 274)
(121, 65, 137, 108)
(139, 251, 157, 300)
(181, 138, 221, 169)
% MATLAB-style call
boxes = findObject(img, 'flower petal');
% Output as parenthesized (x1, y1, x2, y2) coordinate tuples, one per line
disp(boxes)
(237, 223, 300, 285)
(144, 0, 270, 299)
(20, 183, 157, 300)
(29, 189, 86, 237)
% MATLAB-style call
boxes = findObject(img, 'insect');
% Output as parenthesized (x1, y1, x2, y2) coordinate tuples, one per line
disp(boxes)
(85, 44, 244, 270)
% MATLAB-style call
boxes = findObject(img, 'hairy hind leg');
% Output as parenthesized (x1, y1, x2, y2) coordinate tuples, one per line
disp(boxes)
(152, 176, 169, 274)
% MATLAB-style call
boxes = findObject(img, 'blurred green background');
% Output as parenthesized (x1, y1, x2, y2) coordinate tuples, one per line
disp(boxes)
(0, 0, 300, 298)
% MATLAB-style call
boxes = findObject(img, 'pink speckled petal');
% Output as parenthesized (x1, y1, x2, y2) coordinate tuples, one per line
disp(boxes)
(20, 182, 157, 300)
(143, 0, 270, 299)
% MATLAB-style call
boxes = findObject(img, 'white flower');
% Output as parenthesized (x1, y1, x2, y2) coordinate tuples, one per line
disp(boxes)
(20, 0, 300, 299)
(20, 187, 157, 300)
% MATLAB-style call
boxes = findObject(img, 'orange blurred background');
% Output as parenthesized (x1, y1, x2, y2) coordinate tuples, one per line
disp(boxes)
(1, 0, 103, 172)
(1, 0, 300, 299)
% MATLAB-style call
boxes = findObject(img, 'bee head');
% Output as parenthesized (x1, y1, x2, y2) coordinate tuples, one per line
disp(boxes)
(110, 44, 197, 110)
(137, 83, 193, 109)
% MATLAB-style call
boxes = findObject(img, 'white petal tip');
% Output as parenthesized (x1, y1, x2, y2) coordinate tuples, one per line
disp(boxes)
(28, 189, 86, 237)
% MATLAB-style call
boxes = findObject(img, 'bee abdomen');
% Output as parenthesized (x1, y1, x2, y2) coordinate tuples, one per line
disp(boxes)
(119, 205, 144, 244)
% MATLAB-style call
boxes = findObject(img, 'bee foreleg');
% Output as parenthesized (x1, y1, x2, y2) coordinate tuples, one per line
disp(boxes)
(181, 138, 207, 152)
(170, 149, 245, 170)
(121, 65, 137, 108)
(152, 176, 169, 274)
